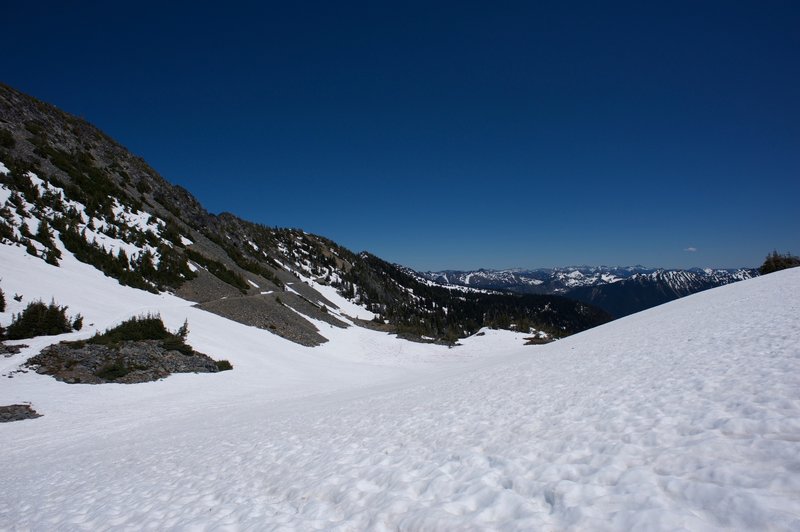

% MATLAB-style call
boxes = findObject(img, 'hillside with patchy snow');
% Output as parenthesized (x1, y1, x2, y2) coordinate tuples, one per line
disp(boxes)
(1, 230, 798, 530)
(0, 83, 613, 345)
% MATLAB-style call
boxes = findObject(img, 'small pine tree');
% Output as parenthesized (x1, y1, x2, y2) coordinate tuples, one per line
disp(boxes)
(0, 218, 14, 243)
(72, 314, 84, 331)
(25, 239, 38, 257)
(759, 250, 800, 275)
(19, 221, 32, 238)
(138, 249, 156, 277)
(45, 247, 61, 266)
(43, 299, 71, 335)
(0, 285, 5, 312)
(36, 220, 53, 245)
(117, 248, 129, 268)
(177, 319, 189, 340)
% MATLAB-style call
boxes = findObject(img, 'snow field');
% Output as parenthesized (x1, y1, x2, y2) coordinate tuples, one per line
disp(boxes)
(0, 241, 512, 432)
(1, 239, 798, 529)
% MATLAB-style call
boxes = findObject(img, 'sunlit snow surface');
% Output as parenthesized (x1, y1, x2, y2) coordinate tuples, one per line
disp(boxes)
(1, 241, 799, 530)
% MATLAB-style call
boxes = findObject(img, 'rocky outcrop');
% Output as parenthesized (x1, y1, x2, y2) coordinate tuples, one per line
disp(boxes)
(26, 340, 222, 384)
(0, 342, 26, 357)
(0, 404, 41, 422)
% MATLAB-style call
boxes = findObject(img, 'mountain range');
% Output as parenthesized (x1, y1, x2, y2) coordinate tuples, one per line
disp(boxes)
(418, 266, 757, 317)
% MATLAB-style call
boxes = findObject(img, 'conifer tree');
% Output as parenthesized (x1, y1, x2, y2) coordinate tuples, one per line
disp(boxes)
(6, 299, 72, 339)
(177, 319, 189, 340)
(117, 248, 129, 268)
(36, 219, 53, 245)
(759, 250, 800, 274)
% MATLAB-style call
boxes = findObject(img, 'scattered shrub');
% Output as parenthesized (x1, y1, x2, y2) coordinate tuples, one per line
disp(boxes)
(6, 300, 73, 339)
(215, 360, 233, 371)
(17, 218, 31, 237)
(184, 248, 248, 291)
(0, 285, 5, 312)
(0, 217, 14, 242)
(218, 242, 284, 288)
(89, 314, 174, 344)
(161, 336, 194, 355)
(95, 360, 130, 381)
(35, 220, 54, 246)
(88, 314, 195, 355)
(759, 251, 800, 275)
(44, 247, 61, 266)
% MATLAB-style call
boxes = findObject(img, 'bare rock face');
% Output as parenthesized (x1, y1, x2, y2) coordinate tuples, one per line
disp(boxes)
(0, 404, 41, 422)
(26, 340, 221, 384)
(197, 295, 331, 347)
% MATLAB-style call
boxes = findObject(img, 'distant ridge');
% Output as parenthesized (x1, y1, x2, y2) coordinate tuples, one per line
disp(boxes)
(418, 266, 757, 317)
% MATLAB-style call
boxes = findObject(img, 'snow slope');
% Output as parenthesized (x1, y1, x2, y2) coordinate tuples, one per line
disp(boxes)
(1, 243, 799, 530)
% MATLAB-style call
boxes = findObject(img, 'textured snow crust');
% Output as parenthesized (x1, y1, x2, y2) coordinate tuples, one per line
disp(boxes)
(1, 242, 799, 530)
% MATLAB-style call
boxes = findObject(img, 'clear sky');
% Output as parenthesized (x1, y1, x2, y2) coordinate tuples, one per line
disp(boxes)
(4, 1, 799, 270)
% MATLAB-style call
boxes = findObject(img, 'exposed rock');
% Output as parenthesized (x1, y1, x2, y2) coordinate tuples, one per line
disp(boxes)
(524, 336, 554, 345)
(280, 291, 349, 330)
(0, 342, 26, 357)
(26, 340, 221, 384)
(0, 404, 41, 422)
(197, 294, 330, 347)
(174, 267, 244, 303)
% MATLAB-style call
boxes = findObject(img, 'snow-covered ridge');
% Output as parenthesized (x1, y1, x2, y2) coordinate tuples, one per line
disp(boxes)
(399, 265, 500, 295)
(420, 264, 757, 296)
(419, 266, 637, 292)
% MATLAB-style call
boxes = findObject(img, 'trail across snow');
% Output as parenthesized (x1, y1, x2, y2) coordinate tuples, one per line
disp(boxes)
(1, 243, 799, 529)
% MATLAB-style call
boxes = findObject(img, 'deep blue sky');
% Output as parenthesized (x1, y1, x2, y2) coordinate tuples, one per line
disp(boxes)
(4, 1, 799, 270)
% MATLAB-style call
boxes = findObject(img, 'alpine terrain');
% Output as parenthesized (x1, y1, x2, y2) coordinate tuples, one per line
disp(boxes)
(0, 83, 609, 347)
(1, 84, 798, 530)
